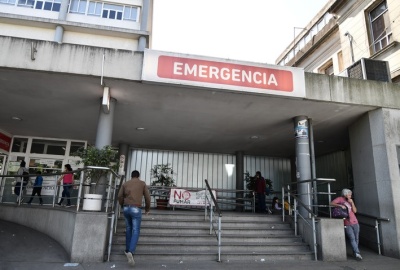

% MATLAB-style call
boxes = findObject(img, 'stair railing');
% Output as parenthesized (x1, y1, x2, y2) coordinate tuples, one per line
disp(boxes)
(283, 186, 318, 261)
(355, 212, 390, 255)
(107, 174, 125, 262)
(204, 179, 222, 262)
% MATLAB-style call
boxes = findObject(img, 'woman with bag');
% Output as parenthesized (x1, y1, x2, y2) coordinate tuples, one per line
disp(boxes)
(330, 188, 362, 261)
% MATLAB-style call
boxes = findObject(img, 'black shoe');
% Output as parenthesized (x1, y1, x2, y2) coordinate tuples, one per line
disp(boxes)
(56, 203, 62, 206)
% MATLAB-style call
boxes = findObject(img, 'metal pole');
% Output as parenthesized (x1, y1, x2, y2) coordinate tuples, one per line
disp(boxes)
(105, 172, 113, 212)
(218, 217, 221, 262)
(309, 118, 318, 215)
(376, 220, 382, 255)
(107, 214, 115, 261)
(76, 169, 85, 211)
(294, 199, 298, 236)
(312, 216, 317, 260)
(328, 183, 332, 218)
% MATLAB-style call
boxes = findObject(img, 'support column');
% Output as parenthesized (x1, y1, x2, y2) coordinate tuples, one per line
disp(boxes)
(95, 98, 116, 149)
(54, 0, 69, 43)
(293, 116, 312, 217)
(235, 151, 244, 212)
(54, 26, 64, 44)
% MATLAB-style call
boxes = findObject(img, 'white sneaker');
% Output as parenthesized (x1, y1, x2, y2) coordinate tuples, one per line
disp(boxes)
(124, 251, 135, 266)
(355, 253, 362, 261)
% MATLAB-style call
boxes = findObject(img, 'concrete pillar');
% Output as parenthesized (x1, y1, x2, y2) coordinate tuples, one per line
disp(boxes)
(137, 0, 150, 51)
(293, 116, 312, 217)
(235, 151, 244, 211)
(140, 0, 150, 31)
(58, 0, 69, 20)
(95, 98, 116, 149)
(54, 25, 64, 44)
(138, 36, 147, 51)
(54, 0, 68, 43)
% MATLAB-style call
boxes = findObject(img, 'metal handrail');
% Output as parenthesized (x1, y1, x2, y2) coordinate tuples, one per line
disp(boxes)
(204, 179, 222, 262)
(356, 212, 390, 255)
(283, 187, 318, 261)
(107, 174, 125, 262)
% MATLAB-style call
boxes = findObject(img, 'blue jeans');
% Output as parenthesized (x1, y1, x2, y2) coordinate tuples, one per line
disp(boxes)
(123, 206, 142, 254)
(345, 223, 360, 254)
(59, 185, 71, 205)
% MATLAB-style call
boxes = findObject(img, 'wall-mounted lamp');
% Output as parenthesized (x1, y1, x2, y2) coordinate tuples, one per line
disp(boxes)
(225, 164, 235, 177)
(102, 86, 111, 114)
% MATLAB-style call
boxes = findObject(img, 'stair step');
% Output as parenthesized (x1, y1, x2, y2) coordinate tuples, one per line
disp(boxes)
(110, 209, 312, 262)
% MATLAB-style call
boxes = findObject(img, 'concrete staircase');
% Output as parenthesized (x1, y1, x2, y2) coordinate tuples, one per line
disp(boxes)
(109, 209, 313, 262)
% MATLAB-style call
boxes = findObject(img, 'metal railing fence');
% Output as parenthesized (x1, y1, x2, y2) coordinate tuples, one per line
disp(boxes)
(204, 179, 222, 262)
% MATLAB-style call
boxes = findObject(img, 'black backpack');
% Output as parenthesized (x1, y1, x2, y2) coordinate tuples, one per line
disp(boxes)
(22, 171, 30, 184)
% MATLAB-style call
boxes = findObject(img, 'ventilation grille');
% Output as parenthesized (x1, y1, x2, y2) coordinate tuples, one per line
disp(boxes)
(347, 58, 391, 82)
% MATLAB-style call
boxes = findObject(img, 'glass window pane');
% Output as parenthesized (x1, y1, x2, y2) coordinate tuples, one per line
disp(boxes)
(35, 1, 43, 9)
(130, 7, 138, 20)
(31, 139, 66, 155)
(70, 142, 85, 154)
(109, 10, 116, 19)
(88, 2, 95, 13)
(124, 6, 131, 19)
(370, 2, 387, 20)
(31, 143, 45, 154)
(70, 0, 79, 12)
(102, 10, 108, 18)
(52, 2, 60, 11)
(43, 2, 52, 10)
(11, 138, 28, 153)
(95, 4, 101, 15)
(78, 0, 87, 13)
(117, 11, 122, 20)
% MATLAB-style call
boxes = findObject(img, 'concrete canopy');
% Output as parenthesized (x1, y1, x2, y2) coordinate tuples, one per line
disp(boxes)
(0, 67, 379, 158)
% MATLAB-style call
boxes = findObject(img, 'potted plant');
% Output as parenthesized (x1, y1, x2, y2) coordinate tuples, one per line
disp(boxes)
(73, 145, 118, 211)
(150, 164, 175, 209)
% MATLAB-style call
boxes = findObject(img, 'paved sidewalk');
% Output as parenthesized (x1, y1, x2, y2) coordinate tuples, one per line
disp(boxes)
(1, 218, 400, 270)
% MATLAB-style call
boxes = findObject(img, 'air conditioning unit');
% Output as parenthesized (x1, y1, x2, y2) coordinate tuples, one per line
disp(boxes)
(346, 58, 391, 82)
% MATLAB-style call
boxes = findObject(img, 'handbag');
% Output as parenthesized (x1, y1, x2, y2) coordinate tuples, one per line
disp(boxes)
(331, 206, 349, 219)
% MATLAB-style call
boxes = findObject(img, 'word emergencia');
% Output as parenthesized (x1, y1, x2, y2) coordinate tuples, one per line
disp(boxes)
(157, 55, 294, 92)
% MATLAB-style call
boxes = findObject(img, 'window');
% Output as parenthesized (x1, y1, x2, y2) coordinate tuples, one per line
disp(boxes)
(11, 137, 28, 153)
(369, 1, 392, 53)
(17, 0, 34, 7)
(35, 0, 61, 11)
(88, 1, 101, 15)
(73, 1, 140, 21)
(31, 139, 66, 155)
(319, 60, 334, 75)
(337, 51, 344, 72)
(0, 0, 17, 5)
(70, 0, 87, 14)
(102, 3, 123, 20)
(70, 141, 85, 154)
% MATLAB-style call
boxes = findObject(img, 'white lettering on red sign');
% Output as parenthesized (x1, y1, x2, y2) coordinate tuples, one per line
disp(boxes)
(157, 56, 293, 92)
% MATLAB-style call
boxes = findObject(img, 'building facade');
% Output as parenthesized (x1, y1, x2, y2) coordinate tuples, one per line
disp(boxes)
(276, 0, 400, 83)
(1, 0, 400, 260)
